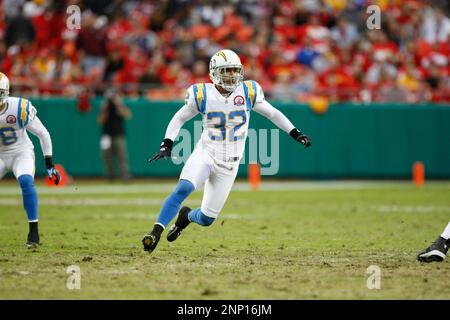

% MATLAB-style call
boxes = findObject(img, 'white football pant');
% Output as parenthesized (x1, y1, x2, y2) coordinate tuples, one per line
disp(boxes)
(0, 149, 36, 179)
(179, 144, 239, 218)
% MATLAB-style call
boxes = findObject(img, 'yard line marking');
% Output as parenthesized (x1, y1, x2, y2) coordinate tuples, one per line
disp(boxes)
(376, 205, 450, 213)
(0, 198, 165, 206)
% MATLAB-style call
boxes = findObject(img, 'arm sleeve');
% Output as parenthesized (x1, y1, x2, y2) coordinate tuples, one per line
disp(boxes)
(164, 86, 199, 141)
(252, 83, 295, 134)
(26, 116, 53, 157)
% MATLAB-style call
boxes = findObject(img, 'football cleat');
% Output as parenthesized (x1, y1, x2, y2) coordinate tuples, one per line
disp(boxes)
(142, 232, 160, 253)
(26, 231, 40, 249)
(167, 206, 192, 242)
(417, 236, 449, 263)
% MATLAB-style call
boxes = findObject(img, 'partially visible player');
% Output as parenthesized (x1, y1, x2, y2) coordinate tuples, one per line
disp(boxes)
(142, 49, 311, 253)
(0, 72, 60, 248)
(417, 222, 450, 262)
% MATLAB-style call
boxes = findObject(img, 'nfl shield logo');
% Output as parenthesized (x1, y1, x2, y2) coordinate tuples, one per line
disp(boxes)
(234, 96, 245, 106)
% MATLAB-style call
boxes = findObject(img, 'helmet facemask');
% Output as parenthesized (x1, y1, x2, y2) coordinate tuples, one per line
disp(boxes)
(0, 72, 9, 105)
(211, 65, 244, 92)
(0, 88, 8, 105)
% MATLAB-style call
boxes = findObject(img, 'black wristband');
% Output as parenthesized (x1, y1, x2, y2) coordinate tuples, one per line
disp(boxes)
(162, 138, 173, 150)
(45, 156, 53, 169)
(289, 128, 301, 140)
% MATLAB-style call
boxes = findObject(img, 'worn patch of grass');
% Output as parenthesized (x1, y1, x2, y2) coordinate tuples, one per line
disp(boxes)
(0, 181, 449, 299)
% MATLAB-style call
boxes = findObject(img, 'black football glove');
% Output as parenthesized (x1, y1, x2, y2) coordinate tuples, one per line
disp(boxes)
(45, 156, 61, 185)
(290, 128, 311, 148)
(148, 139, 173, 163)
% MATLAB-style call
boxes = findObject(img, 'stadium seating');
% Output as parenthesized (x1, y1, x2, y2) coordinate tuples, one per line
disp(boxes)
(1, 0, 449, 103)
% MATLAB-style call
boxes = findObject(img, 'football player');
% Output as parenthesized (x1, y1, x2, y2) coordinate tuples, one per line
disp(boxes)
(0, 72, 60, 248)
(417, 222, 450, 262)
(142, 49, 311, 253)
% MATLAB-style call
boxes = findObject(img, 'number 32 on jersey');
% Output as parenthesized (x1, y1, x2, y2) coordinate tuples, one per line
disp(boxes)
(207, 110, 247, 142)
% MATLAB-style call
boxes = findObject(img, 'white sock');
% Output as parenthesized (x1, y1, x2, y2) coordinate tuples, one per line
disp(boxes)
(440, 222, 450, 240)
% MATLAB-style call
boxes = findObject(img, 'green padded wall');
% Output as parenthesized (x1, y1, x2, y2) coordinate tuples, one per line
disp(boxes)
(25, 98, 450, 179)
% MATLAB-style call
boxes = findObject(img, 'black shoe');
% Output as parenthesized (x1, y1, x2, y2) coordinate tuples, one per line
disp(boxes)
(167, 207, 192, 242)
(26, 231, 40, 249)
(417, 236, 449, 263)
(142, 232, 160, 253)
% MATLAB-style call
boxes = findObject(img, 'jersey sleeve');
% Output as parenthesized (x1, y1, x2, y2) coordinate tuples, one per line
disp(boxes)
(253, 81, 265, 105)
(252, 90, 295, 134)
(183, 85, 197, 110)
(16, 98, 37, 129)
(26, 116, 53, 156)
(189, 83, 209, 114)
(164, 86, 199, 141)
(243, 80, 265, 110)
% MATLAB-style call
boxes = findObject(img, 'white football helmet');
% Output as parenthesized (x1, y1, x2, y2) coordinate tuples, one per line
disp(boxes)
(209, 49, 244, 92)
(0, 72, 9, 104)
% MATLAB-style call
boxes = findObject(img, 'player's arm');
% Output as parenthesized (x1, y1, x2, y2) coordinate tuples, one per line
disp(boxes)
(25, 107, 61, 184)
(149, 87, 199, 162)
(252, 84, 311, 148)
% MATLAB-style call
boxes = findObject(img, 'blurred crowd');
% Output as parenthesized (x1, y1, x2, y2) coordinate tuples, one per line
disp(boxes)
(1, 0, 449, 103)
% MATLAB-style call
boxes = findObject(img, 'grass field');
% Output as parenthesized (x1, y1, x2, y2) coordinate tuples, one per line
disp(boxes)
(0, 179, 449, 299)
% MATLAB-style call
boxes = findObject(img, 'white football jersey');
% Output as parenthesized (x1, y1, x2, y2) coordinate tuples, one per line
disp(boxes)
(186, 81, 264, 161)
(0, 96, 37, 154)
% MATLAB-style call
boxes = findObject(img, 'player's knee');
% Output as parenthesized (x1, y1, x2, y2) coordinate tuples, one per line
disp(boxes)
(198, 211, 215, 226)
(173, 179, 195, 198)
(18, 175, 35, 194)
